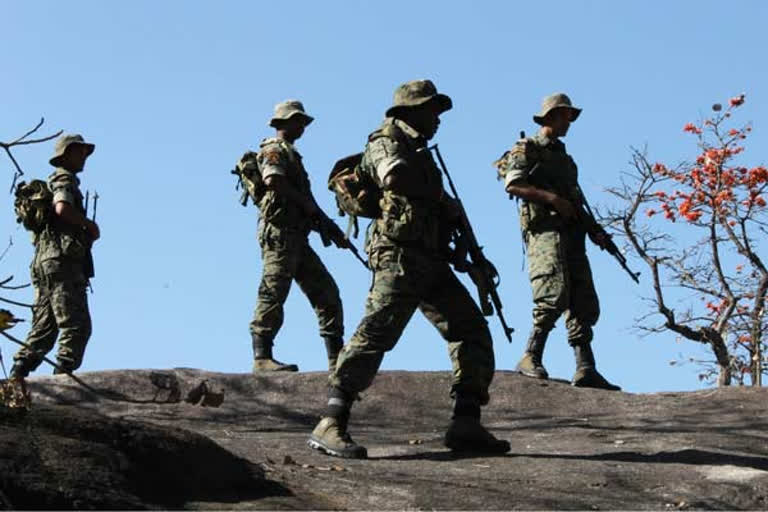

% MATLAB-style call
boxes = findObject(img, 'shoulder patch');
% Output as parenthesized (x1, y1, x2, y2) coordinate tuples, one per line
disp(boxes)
(262, 149, 282, 166)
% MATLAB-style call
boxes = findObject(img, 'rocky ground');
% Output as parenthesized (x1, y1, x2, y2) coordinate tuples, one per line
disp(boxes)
(2, 368, 768, 509)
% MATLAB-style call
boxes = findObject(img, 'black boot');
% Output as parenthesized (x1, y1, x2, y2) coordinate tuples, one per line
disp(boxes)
(444, 394, 510, 454)
(251, 334, 298, 373)
(516, 329, 549, 379)
(324, 336, 344, 372)
(571, 343, 621, 391)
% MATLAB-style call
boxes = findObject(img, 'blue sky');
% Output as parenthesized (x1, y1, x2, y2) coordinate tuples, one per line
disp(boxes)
(2, 1, 766, 392)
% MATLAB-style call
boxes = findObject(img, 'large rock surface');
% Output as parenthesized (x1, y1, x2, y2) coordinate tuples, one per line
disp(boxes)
(3, 369, 768, 509)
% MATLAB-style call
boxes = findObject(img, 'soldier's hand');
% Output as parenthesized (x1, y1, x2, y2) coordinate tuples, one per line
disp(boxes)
(552, 197, 577, 222)
(85, 219, 100, 241)
(589, 230, 610, 249)
(0, 309, 23, 331)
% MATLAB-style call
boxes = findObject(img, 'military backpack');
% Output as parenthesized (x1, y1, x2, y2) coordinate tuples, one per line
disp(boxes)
(14, 179, 54, 233)
(232, 151, 266, 206)
(327, 153, 381, 238)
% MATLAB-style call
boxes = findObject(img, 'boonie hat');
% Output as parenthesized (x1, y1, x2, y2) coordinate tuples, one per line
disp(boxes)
(269, 100, 314, 128)
(49, 134, 95, 167)
(533, 93, 581, 125)
(385, 79, 452, 117)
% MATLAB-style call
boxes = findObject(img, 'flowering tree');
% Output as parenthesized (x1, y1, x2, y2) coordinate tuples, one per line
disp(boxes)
(602, 95, 767, 386)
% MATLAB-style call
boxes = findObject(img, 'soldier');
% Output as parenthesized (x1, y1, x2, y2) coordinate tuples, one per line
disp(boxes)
(308, 80, 511, 459)
(498, 93, 620, 390)
(10, 134, 99, 382)
(249, 100, 345, 372)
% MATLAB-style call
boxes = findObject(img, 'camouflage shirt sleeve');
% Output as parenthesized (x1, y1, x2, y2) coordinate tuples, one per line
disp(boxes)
(502, 140, 533, 188)
(48, 170, 80, 205)
(366, 136, 407, 186)
(258, 143, 290, 180)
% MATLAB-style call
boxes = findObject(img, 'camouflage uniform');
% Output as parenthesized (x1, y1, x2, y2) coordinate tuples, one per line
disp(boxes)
(310, 80, 509, 459)
(12, 135, 95, 377)
(249, 101, 343, 371)
(500, 132, 599, 343)
(330, 117, 495, 403)
(498, 93, 618, 390)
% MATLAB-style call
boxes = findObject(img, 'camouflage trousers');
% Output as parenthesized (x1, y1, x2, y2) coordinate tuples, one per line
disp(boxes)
(13, 273, 92, 376)
(525, 228, 599, 345)
(330, 247, 495, 405)
(250, 224, 343, 342)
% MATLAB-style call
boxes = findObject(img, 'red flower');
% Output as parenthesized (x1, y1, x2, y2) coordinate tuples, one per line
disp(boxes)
(728, 129, 740, 136)
(683, 123, 702, 134)
(684, 211, 702, 222)
(729, 94, 745, 107)
(646, 209, 657, 217)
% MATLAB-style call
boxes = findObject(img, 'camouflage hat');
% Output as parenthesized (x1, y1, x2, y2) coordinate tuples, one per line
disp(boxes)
(532, 93, 582, 125)
(49, 134, 95, 167)
(268, 100, 314, 128)
(385, 79, 453, 117)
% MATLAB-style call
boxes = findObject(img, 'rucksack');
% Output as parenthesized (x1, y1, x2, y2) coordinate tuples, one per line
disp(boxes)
(327, 153, 381, 238)
(14, 179, 53, 233)
(231, 151, 266, 206)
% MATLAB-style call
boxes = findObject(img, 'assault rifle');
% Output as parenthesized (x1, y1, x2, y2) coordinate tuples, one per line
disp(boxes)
(430, 144, 515, 343)
(314, 210, 369, 269)
(572, 184, 640, 284)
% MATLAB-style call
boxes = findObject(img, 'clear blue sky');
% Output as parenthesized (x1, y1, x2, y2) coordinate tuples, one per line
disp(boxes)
(2, 1, 766, 392)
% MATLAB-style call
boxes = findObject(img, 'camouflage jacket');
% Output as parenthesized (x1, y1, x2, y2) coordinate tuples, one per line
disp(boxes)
(361, 118, 446, 258)
(33, 169, 92, 280)
(496, 133, 581, 233)
(256, 137, 313, 233)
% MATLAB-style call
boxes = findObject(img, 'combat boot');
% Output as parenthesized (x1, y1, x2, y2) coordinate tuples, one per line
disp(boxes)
(571, 343, 621, 391)
(252, 334, 298, 373)
(324, 336, 344, 372)
(515, 330, 549, 379)
(444, 416, 511, 454)
(308, 415, 367, 459)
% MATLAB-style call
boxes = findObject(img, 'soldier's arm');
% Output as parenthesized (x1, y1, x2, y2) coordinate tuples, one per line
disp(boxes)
(506, 183, 576, 221)
(260, 146, 320, 217)
(50, 175, 100, 240)
(368, 137, 438, 200)
(263, 175, 320, 217)
(502, 142, 577, 221)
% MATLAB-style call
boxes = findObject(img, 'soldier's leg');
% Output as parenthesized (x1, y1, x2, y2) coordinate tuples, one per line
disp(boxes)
(294, 243, 344, 371)
(249, 229, 302, 372)
(519, 230, 569, 379)
(418, 264, 510, 454)
(11, 283, 58, 378)
(50, 279, 91, 373)
(564, 250, 619, 391)
(309, 257, 420, 459)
